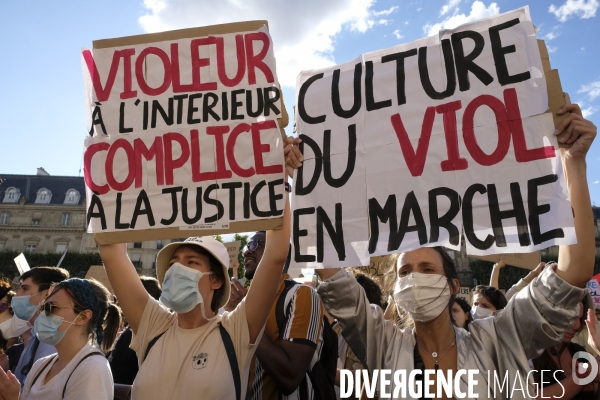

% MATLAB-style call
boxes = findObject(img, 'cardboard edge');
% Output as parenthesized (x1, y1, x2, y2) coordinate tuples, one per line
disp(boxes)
(468, 253, 541, 270)
(93, 20, 270, 49)
(93, 218, 283, 245)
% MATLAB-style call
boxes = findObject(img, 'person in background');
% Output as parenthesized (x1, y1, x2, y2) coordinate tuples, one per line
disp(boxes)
(489, 260, 546, 301)
(109, 276, 161, 385)
(531, 296, 599, 399)
(0, 278, 122, 399)
(470, 285, 507, 320)
(10, 267, 69, 387)
(450, 297, 473, 331)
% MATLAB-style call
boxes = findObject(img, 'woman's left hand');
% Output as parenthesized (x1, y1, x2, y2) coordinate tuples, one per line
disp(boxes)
(555, 104, 597, 160)
(0, 368, 20, 400)
(284, 136, 303, 179)
(585, 308, 600, 356)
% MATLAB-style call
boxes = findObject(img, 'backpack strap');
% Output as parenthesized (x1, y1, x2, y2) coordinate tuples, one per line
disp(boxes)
(143, 331, 166, 363)
(20, 336, 41, 376)
(62, 351, 104, 398)
(219, 323, 240, 400)
(29, 354, 57, 389)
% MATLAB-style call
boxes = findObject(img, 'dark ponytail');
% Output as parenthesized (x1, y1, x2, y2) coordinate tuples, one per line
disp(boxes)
(87, 279, 122, 354)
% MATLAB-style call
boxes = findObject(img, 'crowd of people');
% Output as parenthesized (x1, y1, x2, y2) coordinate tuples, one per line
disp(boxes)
(0, 104, 596, 399)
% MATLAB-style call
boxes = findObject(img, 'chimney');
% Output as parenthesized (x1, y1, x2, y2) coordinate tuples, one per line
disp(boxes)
(37, 167, 50, 176)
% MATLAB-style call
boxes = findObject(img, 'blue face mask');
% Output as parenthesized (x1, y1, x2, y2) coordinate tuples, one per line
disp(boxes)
(160, 263, 215, 319)
(12, 293, 43, 322)
(34, 312, 79, 346)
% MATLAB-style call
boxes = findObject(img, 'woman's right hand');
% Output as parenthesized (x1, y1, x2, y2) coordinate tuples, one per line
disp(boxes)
(0, 368, 20, 400)
(586, 308, 600, 356)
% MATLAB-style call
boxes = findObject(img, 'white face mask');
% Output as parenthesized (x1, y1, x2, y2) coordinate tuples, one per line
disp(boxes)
(393, 273, 451, 322)
(470, 305, 494, 320)
(0, 316, 31, 339)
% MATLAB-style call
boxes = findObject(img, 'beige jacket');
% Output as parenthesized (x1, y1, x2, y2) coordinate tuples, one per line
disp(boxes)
(317, 265, 585, 400)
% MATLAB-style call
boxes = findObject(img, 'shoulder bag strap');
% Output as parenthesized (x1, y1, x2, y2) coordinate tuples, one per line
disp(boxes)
(29, 354, 57, 388)
(143, 331, 166, 363)
(219, 323, 241, 400)
(20, 336, 41, 376)
(62, 351, 105, 399)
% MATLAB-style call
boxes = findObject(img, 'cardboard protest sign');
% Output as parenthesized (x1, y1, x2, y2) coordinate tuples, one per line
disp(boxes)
(85, 265, 113, 293)
(353, 254, 396, 289)
(468, 251, 541, 270)
(224, 240, 241, 267)
(82, 21, 288, 244)
(14, 253, 30, 275)
(291, 7, 575, 268)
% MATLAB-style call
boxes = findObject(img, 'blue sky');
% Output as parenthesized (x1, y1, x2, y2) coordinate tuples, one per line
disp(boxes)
(1, 0, 599, 204)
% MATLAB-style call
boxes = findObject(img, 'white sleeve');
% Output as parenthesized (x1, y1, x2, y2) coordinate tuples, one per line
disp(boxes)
(63, 357, 113, 400)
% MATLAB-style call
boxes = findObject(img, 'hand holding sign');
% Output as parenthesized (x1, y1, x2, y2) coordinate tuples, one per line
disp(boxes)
(555, 104, 597, 157)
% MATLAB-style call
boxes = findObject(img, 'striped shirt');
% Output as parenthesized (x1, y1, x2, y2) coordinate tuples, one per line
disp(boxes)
(248, 274, 325, 400)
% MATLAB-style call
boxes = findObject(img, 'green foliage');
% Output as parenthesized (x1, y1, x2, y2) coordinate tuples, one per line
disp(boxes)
(0, 250, 102, 280)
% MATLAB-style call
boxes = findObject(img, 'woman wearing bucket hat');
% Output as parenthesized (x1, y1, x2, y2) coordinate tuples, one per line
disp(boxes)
(95, 136, 301, 400)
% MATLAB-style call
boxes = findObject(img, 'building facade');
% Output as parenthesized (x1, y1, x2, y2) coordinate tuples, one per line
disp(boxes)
(0, 170, 166, 274)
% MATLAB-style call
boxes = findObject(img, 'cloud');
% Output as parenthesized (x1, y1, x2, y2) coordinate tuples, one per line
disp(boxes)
(576, 100, 598, 118)
(594, 180, 600, 184)
(424, 1, 500, 36)
(393, 29, 404, 39)
(549, 0, 599, 22)
(543, 26, 561, 40)
(547, 45, 558, 53)
(579, 81, 600, 100)
(440, 0, 461, 16)
(139, 0, 386, 87)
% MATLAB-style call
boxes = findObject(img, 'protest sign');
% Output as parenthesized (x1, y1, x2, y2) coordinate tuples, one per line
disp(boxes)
(224, 240, 241, 267)
(468, 251, 541, 270)
(85, 265, 113, 293)
(589, 273, 600, 307)
(82, 21, 288, 244)
(14, 253, 30, 275)
(457, 287, 471, 302)
(292, 7, 575, 268)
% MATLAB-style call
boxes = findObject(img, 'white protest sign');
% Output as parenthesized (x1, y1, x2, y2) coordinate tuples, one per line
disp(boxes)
(292, 7, 575, 268)
(589, 279, 600, 307)
(14, 253, 31, 275)
(82, 22, 286, 241)
(224, 240, 241, 267)
(457, 287, 471, 302)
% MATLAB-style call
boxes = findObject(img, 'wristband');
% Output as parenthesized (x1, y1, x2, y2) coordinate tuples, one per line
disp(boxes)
(285, 182, 292, 193)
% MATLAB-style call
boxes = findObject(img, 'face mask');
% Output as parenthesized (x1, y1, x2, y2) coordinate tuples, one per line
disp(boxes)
(160, 263, 216, 320)
(34, 312, 80, 346)
(0, 302, 9, 314)
(12, 293, 43, 321)
(470, 306, 494, 320)
(0, 316, 31, 339)
(393, 273, 451, 322)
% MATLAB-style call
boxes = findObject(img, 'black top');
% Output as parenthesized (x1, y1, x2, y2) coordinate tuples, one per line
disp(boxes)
(108, 327, 138, 385)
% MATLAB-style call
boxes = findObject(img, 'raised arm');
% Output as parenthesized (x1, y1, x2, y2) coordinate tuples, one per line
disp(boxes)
(554, 104, 597, 287)
(489, 261, 504, 289)
(97, 242, 149, 334)
(244, 137, 299, 343)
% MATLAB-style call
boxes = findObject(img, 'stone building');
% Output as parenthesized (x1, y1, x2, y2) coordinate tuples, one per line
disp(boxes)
(0, 170, 166, 274)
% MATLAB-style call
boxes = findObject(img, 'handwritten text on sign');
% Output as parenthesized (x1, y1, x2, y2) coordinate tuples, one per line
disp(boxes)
(292, 8, 575, 268)
(82, 26, 286, 233)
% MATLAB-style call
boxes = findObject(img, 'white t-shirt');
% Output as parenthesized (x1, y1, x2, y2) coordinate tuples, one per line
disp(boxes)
(21, 343, 112, 400)
(130, 297, 261, 400)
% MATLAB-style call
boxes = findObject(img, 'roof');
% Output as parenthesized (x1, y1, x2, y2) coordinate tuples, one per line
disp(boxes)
(0, 174, 86, 205)
(593, 206, 600, 221)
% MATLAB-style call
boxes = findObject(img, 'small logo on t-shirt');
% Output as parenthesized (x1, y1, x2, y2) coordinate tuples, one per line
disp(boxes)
(192, 352, 209, 369)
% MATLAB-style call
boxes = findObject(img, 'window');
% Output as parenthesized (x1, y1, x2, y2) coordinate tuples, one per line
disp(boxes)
(56, 244, 67, 253)
(61, 213, 71, 226)
(26, 244, 36, 254)
(32, 211, 42, 226)
(0, 243, 4, 251)
(2, 187, 20, 203)
(133, 242, 142, 248)
(0, 212, 8, 225)
(156, 240, 163, 250)
(35, 188, 52, 204)
(64, 189, 80, 205)
(131, 253, 142, 268)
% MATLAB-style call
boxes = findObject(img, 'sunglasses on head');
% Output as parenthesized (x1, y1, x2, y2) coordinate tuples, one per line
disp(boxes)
(38, 302, 78, 317)
(245, 239, 264, 252)
(474, 285, 497, 294)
